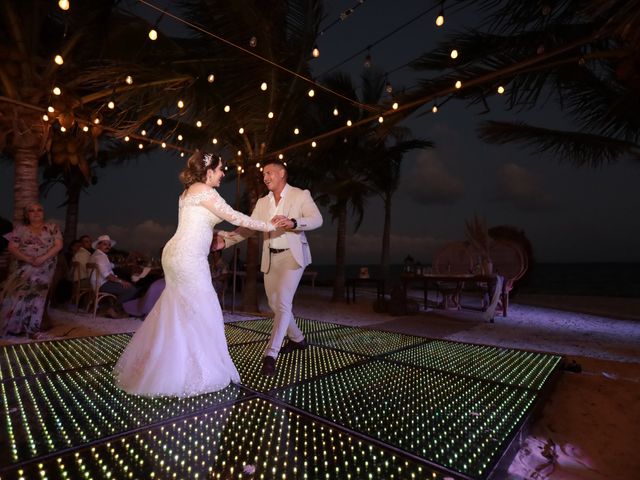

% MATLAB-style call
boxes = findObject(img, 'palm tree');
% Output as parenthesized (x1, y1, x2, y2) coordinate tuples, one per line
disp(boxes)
(407, 0, 640, 166)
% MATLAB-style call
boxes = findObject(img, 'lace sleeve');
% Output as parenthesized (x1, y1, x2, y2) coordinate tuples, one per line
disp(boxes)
(201, 190, 274, 232)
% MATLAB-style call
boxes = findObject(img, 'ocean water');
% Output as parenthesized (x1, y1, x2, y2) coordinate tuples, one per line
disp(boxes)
(308, 263, 640, 298)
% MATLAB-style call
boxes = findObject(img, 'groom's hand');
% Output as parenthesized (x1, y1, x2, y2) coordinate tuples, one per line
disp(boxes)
(272, 215, 294, 230)
(211, 235, 225, 251)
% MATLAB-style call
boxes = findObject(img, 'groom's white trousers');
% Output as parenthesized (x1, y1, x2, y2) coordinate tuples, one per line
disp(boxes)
(263, 250, 305, 358)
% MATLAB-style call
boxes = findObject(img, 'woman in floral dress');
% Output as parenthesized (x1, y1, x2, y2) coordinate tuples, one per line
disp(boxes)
(0, 203, 63, 337)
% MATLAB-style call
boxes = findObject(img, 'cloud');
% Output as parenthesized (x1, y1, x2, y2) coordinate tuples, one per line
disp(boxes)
(493, 163, 554, 210)
(403, 151, 464, 205)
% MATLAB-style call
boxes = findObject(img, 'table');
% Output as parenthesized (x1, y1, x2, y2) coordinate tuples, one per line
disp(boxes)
(345, 277, 385, 304)
(401, 273, 507, 319)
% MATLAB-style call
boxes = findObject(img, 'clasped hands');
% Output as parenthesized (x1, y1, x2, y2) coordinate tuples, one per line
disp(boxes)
(212, 215, 296, 251)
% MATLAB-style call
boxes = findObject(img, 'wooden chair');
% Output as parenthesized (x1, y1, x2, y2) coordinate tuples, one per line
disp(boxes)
(432, 241, 474, 309)
(85, 262, 117, 318)
(69, 261, 93, 312)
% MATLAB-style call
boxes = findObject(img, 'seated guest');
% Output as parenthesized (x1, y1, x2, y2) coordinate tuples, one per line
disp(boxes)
(89, 234, 137, 316)
(0, 203, 63, 338)
(72, 235, 93, 283)
(123, 278, 165, 318)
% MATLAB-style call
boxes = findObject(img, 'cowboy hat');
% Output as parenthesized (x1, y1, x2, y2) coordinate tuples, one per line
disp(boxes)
(92, 234, 116, 249)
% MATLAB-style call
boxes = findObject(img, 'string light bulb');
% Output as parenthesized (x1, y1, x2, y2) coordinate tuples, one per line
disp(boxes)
(450, 49, 458, 59)
(47, 106, 55, 113)
(378, 116, 384, 123)
(392, 102, 399, 110)
(138, 143, 144, 149)
(196, 120, 202, 128)
(177, 100, 184, 109)
(432, 104, 438, 113)
(141, 129, 147, 136)
(333, 108, 339, 116)
(278, 154, 284, 160)
(267, 111, 274, 119)
(224, 105, 231, 112)
(42, 114, 49, 121)
(311, 141, 317, 148)
(124, 136, 130, 142)
(125, 75, 133, 85)
(455, 80, 462, 89)
(308, 89, 315, 97)
(435, 5, 445, 27)
(156, 118, 163, 126)
(238, 127, 244, 134)
(249, 36, 257, 47)
(161, 142, 167, 148)
(58, 0, 70, 11)
(107, 101, 115, 109)
(212, 138, 218, 144)
(54, 55, 64, 65)
(52, 87, 61, 95)
(312, 45, 320, 58)
(82, 125, 89, 132)
(260, 82, 268, 91)
(497, 85, 505, 94)
(148, 29, 158, 41)
(177, 134, 183, 141)
(60, 126, 66, 132)
(346, 120, 352, 126)
(294, 127, 300, 135)
(207, 74, 215, 83)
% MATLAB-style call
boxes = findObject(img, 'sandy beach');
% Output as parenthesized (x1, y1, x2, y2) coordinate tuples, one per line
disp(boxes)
(2, 286, 639, 479)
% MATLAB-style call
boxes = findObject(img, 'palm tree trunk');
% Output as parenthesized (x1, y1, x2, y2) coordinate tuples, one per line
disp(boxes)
(331, 203, 347, 301)
(380, 193, 392, 286)
(63, 183, 81, 248)
(12, 143, 40, 223)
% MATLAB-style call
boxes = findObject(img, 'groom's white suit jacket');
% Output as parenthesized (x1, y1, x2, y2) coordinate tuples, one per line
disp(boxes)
(223, 185, 323, 273)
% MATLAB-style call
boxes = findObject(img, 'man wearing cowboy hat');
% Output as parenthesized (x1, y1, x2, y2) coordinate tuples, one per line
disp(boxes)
(89, 235, 137, 316)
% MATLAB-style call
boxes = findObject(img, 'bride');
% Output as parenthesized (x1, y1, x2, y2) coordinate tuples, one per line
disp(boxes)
(114, 152, 275, 397)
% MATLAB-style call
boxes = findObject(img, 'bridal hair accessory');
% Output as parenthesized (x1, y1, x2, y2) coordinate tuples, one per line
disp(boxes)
(203, 153, 214, 167)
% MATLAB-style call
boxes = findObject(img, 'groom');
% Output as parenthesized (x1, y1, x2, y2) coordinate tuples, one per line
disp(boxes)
(220, 160, 323, 376)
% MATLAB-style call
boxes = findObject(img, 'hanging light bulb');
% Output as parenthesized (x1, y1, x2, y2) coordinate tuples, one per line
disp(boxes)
(278, 154, 284, 160)
(180, 152, 185, 157)
(141, 129, 147, 136)
(42, 114, 49, 121)
(267, 111, 274, 119)
(125, 75, 133, 85)
(124, 136, 130, 142)
(177, 100, 184, 109)
(346, 119, 352, 126)
(311, 141, 317, 148)
(161, 142, 167, 148)
(333, 108, 339, 116)
(260, 82, 268, 91)
(52, 86, 61, 95)
(60, 126, 67, 132)
(238, 127, 244, 134)
(156, 118, 163, 126)
(378, 116, 384, 123)
(293, 127, 300, 135)
(207, 73, 215, 83)
(455, 80, 462, 89)
(392, 102, 399, 110)
(107, 100, 115, 109)
(148, 29, 158, 41)
(93, 118, 100, 124)
(82, 125, 89, 132)
(54, 54, 64, 65)
(58, 0, 70, 11)
(450, 49, 458, 59)
(497, 85, 505, 94)
(138, 143, 144, 149)
(47, 106, 55, 113)
(432, 104, 438, 113)
(237, 150, 242, 156)
(212, 138, 218, 144)
(308, 89, 315, 97)
(196, 120, 202, 128)
(177, 134, 183, 141)
(249, 36, 257, 47)
(312, 45, 320, 58)
(224, 105, 231, 112)
(435, 5, 445, 27)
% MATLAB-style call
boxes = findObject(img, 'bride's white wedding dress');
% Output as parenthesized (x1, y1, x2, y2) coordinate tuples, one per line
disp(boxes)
(114, 189, 273, 397)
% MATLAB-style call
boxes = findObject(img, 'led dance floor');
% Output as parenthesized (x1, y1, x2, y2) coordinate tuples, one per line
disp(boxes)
(0, 318, 562, 479)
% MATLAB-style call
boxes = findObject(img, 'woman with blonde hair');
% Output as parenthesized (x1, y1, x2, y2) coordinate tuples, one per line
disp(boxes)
(0, 203, 63, 337)
(114, 152, 276, 397)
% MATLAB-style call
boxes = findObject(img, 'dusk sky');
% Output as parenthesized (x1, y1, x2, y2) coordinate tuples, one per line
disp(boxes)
(2, 0, 639, 265)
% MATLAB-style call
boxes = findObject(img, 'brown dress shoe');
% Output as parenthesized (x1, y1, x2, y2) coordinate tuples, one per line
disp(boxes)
(280, 338, 309, 354)
(262, 356, 276, 376)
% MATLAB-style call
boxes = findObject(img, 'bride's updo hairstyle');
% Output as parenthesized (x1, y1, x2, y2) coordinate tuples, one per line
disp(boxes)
(179, 151, 223, 188)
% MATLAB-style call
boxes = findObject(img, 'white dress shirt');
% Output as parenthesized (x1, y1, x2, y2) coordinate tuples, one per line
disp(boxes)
(90, 249, 114, 288)
(71, 247, 91, 280)
(267, 184, 290, 250)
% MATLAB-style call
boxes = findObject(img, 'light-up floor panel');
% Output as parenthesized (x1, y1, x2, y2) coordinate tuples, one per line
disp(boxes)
(277, 359, 543, 479)
(0, 365, 246, 466)
(229, 342, 365, 392)
(0, 397, 443, 480)
(308, 327, 430, 356)
(0, 320, 561, 480)
(384, 340, 562, 390)
(230, 317, 343, 335)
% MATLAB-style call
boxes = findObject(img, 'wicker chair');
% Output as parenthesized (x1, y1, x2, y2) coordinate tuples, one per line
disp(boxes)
(488, 240, 527, 316)
(432, 241, 474, 309)
(69, 261, 93, 312)
(85, 262, 117, 318)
